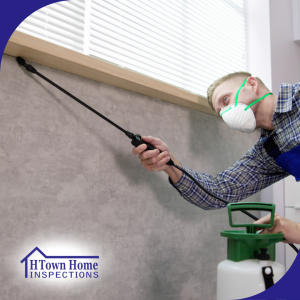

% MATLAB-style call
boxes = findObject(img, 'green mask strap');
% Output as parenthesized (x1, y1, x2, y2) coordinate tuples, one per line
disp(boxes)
(244, 93, 273, 111)
(220, 77, 273, 116)
(220, 106, 232, 116)
(220, 77, 248, 117)
(235, 77, 248, 107)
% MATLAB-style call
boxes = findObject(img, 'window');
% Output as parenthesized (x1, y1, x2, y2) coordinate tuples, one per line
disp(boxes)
(17, 0, 246, 97)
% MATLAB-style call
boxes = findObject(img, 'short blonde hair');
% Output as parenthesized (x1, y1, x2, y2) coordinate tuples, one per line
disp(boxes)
(207, 72, 268, 111)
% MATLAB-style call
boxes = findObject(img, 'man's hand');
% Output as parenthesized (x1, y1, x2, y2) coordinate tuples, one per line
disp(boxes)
(254, 214, 300, 244)
(132, 136, 171, 172)
(132, 136, 182, 183)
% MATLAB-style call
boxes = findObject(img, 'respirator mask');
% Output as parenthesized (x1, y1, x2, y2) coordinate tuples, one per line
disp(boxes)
(219, 78, 272, 133)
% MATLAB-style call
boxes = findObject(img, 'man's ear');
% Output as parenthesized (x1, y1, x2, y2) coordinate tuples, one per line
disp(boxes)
(246, 77, 259, 94)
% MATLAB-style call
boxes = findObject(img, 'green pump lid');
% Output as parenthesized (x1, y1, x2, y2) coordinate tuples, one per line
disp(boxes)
(221, 202, 284, 262)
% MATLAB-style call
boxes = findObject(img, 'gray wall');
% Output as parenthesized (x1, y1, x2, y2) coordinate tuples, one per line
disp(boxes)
(0, 54, 260, 300)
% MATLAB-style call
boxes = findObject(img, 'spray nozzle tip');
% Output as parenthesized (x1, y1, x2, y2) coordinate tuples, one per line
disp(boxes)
(16, 56, 26, 66)
(16, 57, 37, 73)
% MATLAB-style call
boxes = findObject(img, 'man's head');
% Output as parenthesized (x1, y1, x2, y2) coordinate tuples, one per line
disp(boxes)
(207, 72, 270, 116)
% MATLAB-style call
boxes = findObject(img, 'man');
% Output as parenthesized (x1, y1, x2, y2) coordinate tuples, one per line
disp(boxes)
(132, 72, 300, 245)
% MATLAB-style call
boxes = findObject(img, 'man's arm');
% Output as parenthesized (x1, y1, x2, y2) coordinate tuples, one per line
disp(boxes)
(132, 136, 289, 210)
(170, 138, 289, 210)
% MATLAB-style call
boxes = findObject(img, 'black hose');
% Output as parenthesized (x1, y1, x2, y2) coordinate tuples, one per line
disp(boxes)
(174, 164, 258, 219)
(289, 243, 299, 253)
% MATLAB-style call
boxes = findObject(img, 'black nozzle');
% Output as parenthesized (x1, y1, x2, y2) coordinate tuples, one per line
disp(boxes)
(16, 57, 37, 74)
(16, 56, 26, 66)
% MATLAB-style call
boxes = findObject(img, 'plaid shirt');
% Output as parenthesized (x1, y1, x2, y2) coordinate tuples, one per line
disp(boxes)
(170, 82, 300, 210)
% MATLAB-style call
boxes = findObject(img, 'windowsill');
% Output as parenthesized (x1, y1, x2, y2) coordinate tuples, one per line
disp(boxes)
(4, 31, 217, 117)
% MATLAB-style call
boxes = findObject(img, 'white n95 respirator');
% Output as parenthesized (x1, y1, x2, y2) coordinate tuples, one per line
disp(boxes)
(220, 77, 273, 134)
(220, 103, 256, 133)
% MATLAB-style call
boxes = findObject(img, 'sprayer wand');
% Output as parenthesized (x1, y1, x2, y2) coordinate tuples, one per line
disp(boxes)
(16, 57, 298, 253)
(15, 57, 167, 160)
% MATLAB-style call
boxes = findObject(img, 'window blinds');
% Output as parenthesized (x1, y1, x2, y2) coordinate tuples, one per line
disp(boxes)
(17, 1, 86, 52)
(17, 0, 246, 97)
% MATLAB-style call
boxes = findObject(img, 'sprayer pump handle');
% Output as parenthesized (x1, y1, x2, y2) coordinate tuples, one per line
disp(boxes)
(131, 134, 174, 166)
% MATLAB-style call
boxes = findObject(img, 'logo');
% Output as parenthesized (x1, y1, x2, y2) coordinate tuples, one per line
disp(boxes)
(21, 247, 99, 279)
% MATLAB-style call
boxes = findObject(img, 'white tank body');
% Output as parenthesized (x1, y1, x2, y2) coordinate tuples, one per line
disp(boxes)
(217, 259, 285, 300)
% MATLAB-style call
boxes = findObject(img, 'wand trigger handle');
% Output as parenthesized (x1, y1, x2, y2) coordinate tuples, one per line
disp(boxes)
(131, 134, 174, 166)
